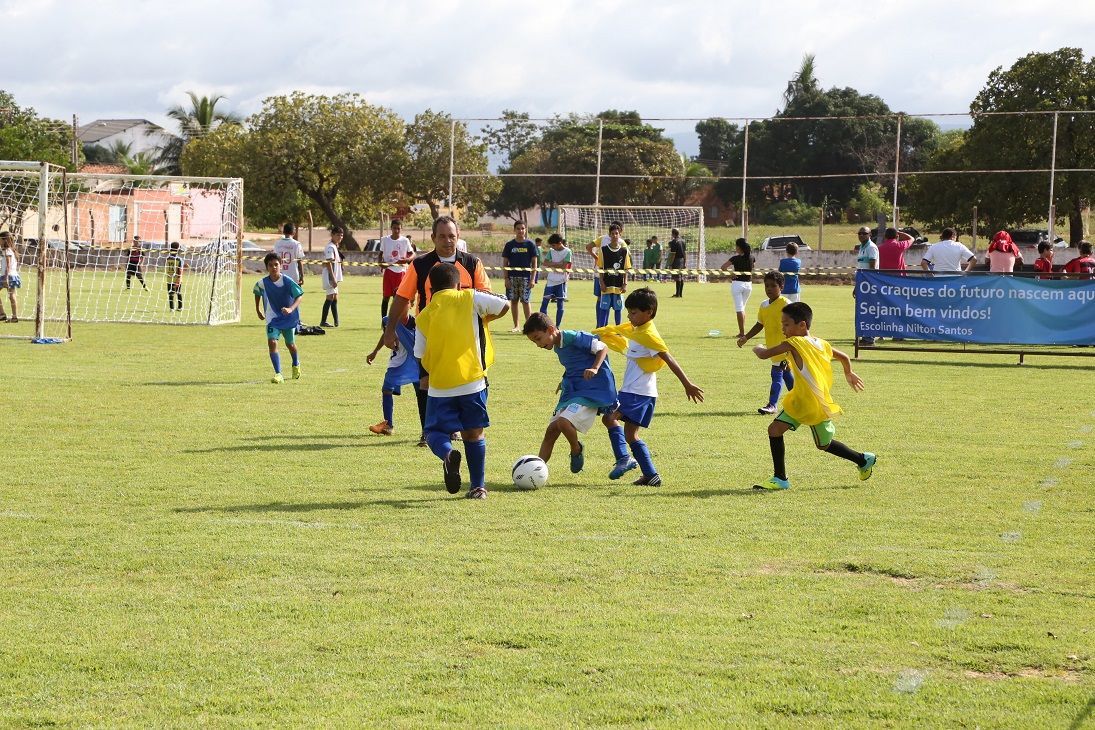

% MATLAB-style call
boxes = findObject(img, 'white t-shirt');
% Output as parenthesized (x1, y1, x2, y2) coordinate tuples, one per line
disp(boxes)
(1, 248, 17, 277)
(413, 290, 508, 397)
(323, 241, 343, 282)
(621, 341, 660, 397)
(855, 241, 879, 270)
(273, 237, 305, 281)
(544, 246, 572, 286)
(922, 240, 975, 272)
(380, 235, 413, 273)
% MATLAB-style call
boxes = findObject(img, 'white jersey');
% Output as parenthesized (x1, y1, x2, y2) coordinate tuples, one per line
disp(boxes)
(380, 235, 414, 273)
(621, 341, 660, 397)
(544, 246, 572, 286)
(922, 240, 975, 272)
(273, 237, 305, 281)
(0, 248, 17, 277)
(323, 241, 343, 281)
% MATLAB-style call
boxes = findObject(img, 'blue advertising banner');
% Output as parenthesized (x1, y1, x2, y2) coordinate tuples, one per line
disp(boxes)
(855, 271, 1095, 346)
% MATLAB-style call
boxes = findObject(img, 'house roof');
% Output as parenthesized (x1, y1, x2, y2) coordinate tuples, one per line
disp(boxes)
(78, 163, 129, 174)
(77, 119, 166, 144)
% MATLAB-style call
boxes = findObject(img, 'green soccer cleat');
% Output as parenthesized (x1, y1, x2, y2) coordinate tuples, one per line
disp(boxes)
(753, 476, 791, 491)
(858, 453, 877, 481)
(271, 373, 284, 384)
(292, 365, 301, 380)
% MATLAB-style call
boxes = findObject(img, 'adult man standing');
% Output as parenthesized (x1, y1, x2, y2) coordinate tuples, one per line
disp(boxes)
(878, 227, 915, 272)
(378, 219, 416, 319)
(852, 226, 879, 345)
(667, 229, 686, 297)
(383, 216, 492, 446)
(502, 221, 538, 332)
(274, 223, 306, 285)
(920, 228, 976, 273)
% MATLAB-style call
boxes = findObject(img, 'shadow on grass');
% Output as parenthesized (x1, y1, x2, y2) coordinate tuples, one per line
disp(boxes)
(1069, 695, 1094, 730)
(175, 496, 449, 513)
(856, 357, 1095, 371)
(142, 380, 261, 387)
(185, 440, 407, 454)
(665, 410, 758, 419)
(603, 483, 863, 498)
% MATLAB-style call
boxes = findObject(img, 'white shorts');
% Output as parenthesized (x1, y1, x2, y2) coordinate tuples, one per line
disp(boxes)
(731, 280, 752, 313)
(321, 271, 340, 295)
(784, 292, 801, 303)
(552, 402, 598, 433)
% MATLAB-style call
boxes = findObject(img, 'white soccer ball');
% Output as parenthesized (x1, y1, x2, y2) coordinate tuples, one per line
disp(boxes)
(512, 455, 549, 490)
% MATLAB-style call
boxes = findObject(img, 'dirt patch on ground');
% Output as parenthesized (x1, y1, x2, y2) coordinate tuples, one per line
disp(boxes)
(964, 668, 1084, 683)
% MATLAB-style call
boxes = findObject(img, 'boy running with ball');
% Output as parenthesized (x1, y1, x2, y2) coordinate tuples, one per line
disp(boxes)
(254, 253, 303, 384)
(523, 312, 619, 474)
(414, 263, 509, 499)
(750, 301, 875, 490)
(594, 288, 704, 486)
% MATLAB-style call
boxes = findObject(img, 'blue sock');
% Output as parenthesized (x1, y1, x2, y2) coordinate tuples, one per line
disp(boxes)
(607, 425, 628, 461)
(539, 298, 550, 315)
(555, 302, 564, 327)
(269, 351, 281, 374)
(613, 307, 622, 325)
(382, 392, 394, 425)
(465, 438, 486, 489)
(425, 431, 452, 461)
(290, 349, 299, 367)
(631, 439, 657, 477)
(768, 365, 784, 408)
(783, 367, 794, 391)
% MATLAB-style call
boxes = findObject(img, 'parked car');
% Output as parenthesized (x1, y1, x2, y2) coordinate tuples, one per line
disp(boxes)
(362, 238, 382, 253)
(756, 234, 811, 252)
(45, 239, 92, 252)
(869, 226, 929, 245)
(240, 240, 266, 254)
(1006, 229, 1066, 248)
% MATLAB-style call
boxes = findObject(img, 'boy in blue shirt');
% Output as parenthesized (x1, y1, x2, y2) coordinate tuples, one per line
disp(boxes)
(254, 253, 303, 384)
(523, 312, 618, 474)
(414, 263, 509, 499)
(778, 242, 802, 302)
(366, 313, 423, 437)
(594, 288, 704, 486)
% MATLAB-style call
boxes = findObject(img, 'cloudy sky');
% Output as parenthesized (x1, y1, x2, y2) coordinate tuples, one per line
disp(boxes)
(5, 0, 1094, 155)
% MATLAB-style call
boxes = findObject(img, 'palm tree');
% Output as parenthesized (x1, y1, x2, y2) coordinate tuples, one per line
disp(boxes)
(783, 54, 820, 106)
(158, 92, 242, 174)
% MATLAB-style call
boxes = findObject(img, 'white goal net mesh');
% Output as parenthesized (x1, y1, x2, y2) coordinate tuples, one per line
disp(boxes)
(557, 205, 706, 282)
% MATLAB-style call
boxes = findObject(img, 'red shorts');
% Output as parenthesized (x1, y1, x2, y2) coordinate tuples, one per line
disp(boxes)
(383, 268, 405, 298)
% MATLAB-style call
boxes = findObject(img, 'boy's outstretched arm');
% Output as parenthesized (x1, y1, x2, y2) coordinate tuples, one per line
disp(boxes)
(831, 347, 865, 392)
(584, 346, 609, 380)
(737, 321, 763, 347)
(752, 341, 792, 361)
(366, 333, 386, 365)
(254, 294, 264, 321)
(483, 303, 510, 324)
(657, 351, 704, 402)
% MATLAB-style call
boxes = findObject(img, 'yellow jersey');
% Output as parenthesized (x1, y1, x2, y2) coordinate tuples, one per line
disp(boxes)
(756, 296, 790, 363)
(781, 335, 842, 425)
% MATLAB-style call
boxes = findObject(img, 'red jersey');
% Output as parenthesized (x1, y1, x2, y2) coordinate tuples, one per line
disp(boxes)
(1063, 255, 1095, 277)
(1033, 257, 1054, 278)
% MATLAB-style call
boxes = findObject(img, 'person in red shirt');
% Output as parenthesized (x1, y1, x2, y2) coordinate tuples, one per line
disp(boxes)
(1033, 242, 1055, 279)
(1063, 241, 1095, 278)
(878, 228, 915, 272)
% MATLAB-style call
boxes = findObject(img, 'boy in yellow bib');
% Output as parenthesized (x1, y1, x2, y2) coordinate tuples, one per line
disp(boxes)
(750, 301, 875, 490)
(414, 263, 509, 499)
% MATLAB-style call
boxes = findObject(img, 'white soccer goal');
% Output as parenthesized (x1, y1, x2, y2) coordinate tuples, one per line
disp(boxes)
(557, 205, 706, 281)
(0, 161, 244, 340)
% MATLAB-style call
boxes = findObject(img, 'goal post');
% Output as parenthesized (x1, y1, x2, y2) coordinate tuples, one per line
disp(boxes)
(557, 205, 706, 281)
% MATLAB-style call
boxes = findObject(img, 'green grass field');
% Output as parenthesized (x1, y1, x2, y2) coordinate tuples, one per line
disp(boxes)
(3, 276, 1092, 726)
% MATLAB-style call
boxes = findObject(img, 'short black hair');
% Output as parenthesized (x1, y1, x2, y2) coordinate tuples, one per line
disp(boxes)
(282, 222, 295, 236)
(624, 287, 658, 317)
(547, 233, 564, 245)
(1080, 241, 1093, 256)
(608, 222, 622, 233)
(785, 242, 798, 255)
(514, 220, 526, 229)
(429, 262, 460, 292)
(432, 215, 458, 236)
(522, 312, 552, 335)
(783, 301, 813, 327)
(735, 237, 750, 254)
(391, 218, 402, 226)
(763, 270, 785, 287)
(1037, 241, 1052, 254)
(263, 252, 281, 266)
(671, 228, 679, 236)
(941, 227, 955, 240)
(169, 241, 180, 250)
(329, 225, 343, 234)
(885, 227, 898, 239)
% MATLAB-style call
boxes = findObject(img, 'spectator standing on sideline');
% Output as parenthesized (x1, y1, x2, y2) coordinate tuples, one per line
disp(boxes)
(778, 241, 802, 302)
(642, 236, 662, 281)
(1063, 241, 1095, 278)
(378, 219, 416, 319)
(853, 226, 879, 345)
(878, 227, 915, 272)
(502, 221, 539, 332)
(667, 229, 686, 297)
(987, 231, 1024, 273)
(920, 228, 976, 273)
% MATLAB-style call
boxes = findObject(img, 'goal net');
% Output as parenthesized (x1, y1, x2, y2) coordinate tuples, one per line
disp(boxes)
(557, 205, 706, 282)
(0, 162, 244, 339)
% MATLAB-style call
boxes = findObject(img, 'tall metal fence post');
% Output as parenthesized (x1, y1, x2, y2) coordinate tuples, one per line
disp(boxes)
(448, 119, 456, 216)
(1048, 111, 1059, 241)
(594, 119, 604, 207)
(741, 120, 750, 241)
(892, 113, 903, 230)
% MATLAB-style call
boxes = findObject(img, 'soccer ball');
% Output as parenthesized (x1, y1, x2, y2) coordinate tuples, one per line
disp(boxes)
(512, 455, 549, 490)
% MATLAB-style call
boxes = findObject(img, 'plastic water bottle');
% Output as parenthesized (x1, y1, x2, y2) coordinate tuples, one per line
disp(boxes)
(707, 329, 721, 337)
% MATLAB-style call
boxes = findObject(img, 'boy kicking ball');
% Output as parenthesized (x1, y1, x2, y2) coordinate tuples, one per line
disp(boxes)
(254, 253, 303, 384)
(749, 301, 875, 490)
(523, 312, 619, 474)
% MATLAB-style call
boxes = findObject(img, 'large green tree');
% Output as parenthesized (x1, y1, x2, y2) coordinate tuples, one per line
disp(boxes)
(403, 110, 498, 221)
(158, 92, 242, 174)
(0, 90, 76, 169)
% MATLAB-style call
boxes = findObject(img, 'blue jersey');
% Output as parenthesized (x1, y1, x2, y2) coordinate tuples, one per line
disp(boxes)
(555, 330, 618, 410)
(778, 257, 801, 294)
(254, 275, 303, 330)
(381, 315, 421, 390)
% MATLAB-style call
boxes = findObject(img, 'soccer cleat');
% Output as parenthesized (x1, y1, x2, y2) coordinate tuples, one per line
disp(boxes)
(443, 449, 462, 494)
(271, 373, 284, 384)
(758, 405, 777, 415)
(633, 474, 662, 487)
(509, 327, 521, 333)
(858, 452, 877, 481)
(368, 420, 393, 436)
(466, 487, 488, 500)
(570, 443, 585, 474)
(417, 432, 427, 448)
(292, 365, 301, 380)
(0, 315, 6, 322)
(609, 457, 639, 480)
(320, 321, 333, 328)
(753, 476, 791, 491)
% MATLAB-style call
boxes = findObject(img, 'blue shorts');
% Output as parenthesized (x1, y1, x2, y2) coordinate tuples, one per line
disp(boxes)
(266, 325, 296, 345)
(542, 283, 567, 302)
(426, 389, 490, 434)
(0, 275, 20, 290)
(593, 278, 601, 297)
(599, 293, 623, 311)
(383, 371, 415, 395)
(506, 276, 532, 304)
(617, 391, 656, 428)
